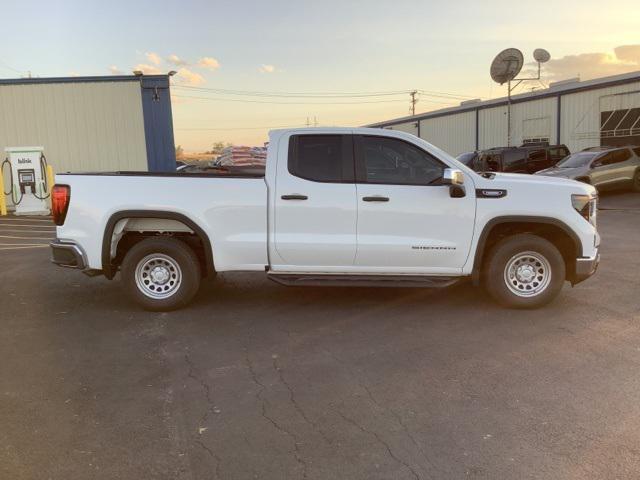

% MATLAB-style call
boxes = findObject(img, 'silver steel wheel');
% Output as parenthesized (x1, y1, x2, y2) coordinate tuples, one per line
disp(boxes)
(134, 253, 182, 300)
(503, 251, 552, 298)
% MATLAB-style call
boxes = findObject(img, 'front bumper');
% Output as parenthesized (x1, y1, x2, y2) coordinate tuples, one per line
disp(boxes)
(50, 240, 86, 269)
(573, 249, 600, 284)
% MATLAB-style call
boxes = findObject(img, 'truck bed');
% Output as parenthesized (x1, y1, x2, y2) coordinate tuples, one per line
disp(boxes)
(55, 172, 269, 272)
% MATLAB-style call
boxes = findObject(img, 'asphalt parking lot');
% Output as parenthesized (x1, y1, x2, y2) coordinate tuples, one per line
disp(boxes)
(1, 192, 639, 480)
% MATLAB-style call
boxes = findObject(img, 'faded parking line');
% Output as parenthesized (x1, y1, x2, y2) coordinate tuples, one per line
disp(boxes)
(0, 235, 54, 240)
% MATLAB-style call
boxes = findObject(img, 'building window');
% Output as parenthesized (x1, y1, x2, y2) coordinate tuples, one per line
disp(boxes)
(600, 108, 640, 147)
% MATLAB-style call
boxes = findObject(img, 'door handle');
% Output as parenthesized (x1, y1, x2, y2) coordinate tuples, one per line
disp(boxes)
(362, 196, 389, 202)
(281, 194, 308, 200)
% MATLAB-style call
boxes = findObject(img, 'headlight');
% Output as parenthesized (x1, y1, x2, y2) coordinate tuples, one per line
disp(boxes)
(571, 194, 597, 227)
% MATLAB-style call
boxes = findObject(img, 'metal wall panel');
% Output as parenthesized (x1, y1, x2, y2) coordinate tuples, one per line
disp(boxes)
(561, 81, 640, 151)
(478, 106, 507, 149)
(510, 97, 557, 145)
(385, 122, 418, 136)
(0, 81, 148, 173)
(419, 111, 475, 156)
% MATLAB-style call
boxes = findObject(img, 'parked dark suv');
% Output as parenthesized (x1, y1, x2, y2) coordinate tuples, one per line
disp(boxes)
(472, 144, 570, 174)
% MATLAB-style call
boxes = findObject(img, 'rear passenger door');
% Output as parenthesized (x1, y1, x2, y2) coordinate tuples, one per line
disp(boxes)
(272, 133, 358, 270)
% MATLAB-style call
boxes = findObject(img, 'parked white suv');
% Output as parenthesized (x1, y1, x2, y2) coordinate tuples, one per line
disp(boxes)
(49, 128, 600, 311)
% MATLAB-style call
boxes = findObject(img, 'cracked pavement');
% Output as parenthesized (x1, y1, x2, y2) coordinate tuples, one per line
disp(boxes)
(1, 191, 640, 479)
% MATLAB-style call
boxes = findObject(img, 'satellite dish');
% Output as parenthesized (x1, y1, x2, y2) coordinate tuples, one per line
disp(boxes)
(490, 48, 524, 85)
(533, 48, 551, 63)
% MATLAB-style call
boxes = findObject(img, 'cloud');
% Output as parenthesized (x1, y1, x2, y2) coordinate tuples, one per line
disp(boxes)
(109, 65, 123, 75)
(534, 45, 640, 81)
(167, 54, 188, 66)
(614, 45, 640, 64)
(145, 52, 162, 66)
(174, 68, 205, 86)
(197, 57, 220, 71)
(133, 63, 162, 75)
(259, 64, 276, 74)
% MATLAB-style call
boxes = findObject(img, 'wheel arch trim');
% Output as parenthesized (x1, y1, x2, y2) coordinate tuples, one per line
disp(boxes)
(471, 215, 583, 285)
(101, 210, 215, 279)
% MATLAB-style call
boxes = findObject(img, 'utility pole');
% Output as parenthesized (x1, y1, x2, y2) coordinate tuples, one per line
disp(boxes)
(306, 117, 311, 127)
(410, 90, 418, 116)
(313, 116, 318, 127)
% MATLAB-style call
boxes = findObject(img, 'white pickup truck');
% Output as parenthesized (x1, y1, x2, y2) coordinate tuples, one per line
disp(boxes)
(50, 128, 600, 311)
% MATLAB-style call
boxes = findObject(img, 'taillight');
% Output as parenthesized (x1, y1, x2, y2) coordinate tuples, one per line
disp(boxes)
(51, 184, 70, 226)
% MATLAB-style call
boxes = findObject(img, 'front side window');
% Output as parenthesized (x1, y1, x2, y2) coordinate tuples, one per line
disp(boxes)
(288, 135, 351, 182)
(595, 152, 615, 166)
(612, 149, 632, 164)
(358, 136, 445, 185)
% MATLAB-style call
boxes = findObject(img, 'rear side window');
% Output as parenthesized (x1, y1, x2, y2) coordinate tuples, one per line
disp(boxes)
(503, 150, 525, 167)
(288, 135, 353, 183)
(527, 149, 546, 161)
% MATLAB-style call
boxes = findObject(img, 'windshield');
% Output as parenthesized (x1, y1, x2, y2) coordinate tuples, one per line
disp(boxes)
(456, 152, 476, 165)
(556, 152, 598, 168)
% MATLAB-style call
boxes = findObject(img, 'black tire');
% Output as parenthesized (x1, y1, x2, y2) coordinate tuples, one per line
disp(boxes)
(482, 234, 566, 309)
(632, 169, 640, 193)
(121, 237, 201, 311)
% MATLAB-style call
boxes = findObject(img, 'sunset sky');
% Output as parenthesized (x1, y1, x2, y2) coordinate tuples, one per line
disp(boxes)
(1, 0, 639, 150)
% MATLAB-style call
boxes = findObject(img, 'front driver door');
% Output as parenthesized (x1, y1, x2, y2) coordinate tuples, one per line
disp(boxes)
(353, 135, 476, 274)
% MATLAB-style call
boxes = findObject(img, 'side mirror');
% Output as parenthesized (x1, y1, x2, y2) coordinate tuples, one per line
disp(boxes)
(443, 168, 466, 198)
(591, 161, 602, 169)
(443, 168, 464, 185)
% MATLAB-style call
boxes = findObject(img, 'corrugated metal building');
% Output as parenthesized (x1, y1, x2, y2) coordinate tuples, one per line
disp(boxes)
(0, 75, 176, 173)
(366, 71, 640, 157)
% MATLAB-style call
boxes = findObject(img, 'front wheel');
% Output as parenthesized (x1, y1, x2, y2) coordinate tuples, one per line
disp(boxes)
(483, 234, 565, 309)
(121, 237, 201, 311)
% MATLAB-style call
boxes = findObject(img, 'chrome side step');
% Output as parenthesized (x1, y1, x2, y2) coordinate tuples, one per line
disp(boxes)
(267, 274, 460, 288)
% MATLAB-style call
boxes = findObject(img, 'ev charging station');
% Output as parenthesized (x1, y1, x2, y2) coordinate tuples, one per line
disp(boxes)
(2, 147, 51, 216)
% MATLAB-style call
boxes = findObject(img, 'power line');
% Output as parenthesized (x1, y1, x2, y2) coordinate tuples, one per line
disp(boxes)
(176, 123, 309, 131)
(173, 94, 456, 106)
(173, 84, 473, 101)
(417, 89, 475, 99)
(173, 85, 412, 98)
(173, 94, 408, 105)
(0, 59, 25, 75)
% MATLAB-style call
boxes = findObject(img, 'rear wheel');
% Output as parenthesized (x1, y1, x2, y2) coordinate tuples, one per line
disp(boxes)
(483, 234, 565, 309)
(121, 237, 201, 311)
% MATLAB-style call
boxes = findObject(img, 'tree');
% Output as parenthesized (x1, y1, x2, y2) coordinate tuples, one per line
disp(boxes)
(175, 145, 184, 159)
(209, 141, 232, 155)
